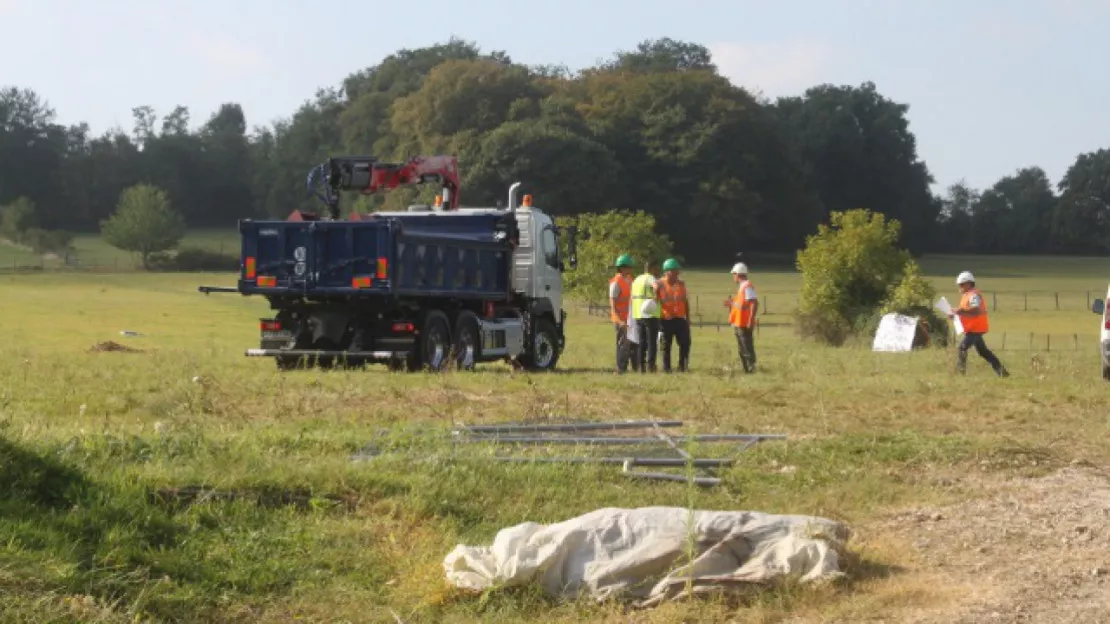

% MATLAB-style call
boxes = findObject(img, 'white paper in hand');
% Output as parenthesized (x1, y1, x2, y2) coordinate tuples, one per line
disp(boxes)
(935, 297, 964, 335)
(626, 317, 640, 344)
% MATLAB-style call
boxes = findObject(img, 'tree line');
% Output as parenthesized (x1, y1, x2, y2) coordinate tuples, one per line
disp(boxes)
(2, 37, 1108, 262)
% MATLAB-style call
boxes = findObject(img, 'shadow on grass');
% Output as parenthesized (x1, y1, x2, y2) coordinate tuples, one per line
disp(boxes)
(0, 436, 347, 620)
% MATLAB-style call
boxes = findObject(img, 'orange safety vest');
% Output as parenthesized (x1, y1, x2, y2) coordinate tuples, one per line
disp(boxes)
(609, 273, 631, 323)
(657, 279, 688, 320)
(728, 280, 757, 328)
(959, 288, 989, 333)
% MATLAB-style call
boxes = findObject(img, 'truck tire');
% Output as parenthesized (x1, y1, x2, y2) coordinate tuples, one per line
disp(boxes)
(521, 317, 560, 372)
(454, 311, 481, 371)
(413, 310, 451, 373)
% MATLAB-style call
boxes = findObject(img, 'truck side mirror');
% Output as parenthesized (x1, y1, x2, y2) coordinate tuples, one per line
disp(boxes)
(1094, 299, 1105, 315)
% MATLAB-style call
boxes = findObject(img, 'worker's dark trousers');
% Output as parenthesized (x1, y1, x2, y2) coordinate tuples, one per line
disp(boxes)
(634, 318, 660, 373)
(958, 332, 1008, 377)
(661, 318, 691, 372)
(613, 323, 630, 374)
(734, 326, 756, 373)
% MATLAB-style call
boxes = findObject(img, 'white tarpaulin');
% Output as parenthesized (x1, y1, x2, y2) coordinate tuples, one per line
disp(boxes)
(871, 313, 920, 352)
(443, 507, 850, 607)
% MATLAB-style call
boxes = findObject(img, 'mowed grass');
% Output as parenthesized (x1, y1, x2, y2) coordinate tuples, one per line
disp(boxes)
(0, 228, 240, 270)
(2, 257, 1109, 622)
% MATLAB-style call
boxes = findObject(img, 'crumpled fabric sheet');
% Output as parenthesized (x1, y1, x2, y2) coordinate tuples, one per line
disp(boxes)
(443, 506, 852, 607)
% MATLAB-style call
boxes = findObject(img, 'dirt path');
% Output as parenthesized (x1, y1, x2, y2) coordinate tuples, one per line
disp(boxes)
(867, 465, 1110, 623)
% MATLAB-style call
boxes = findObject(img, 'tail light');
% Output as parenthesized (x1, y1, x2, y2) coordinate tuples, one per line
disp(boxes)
(1103, 320, 1110, 330)
(376, 257, 388, 280)
(257, 276, 276, 287)
(392, 322, 414, 333)
(352, 276, 372, 288)
(245, 256, 256, 279)
(261, 320, 281, 331)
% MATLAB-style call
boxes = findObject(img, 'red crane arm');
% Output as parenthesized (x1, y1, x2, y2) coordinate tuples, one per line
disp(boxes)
(304, 155, 462, 220)
(351, 155, 460, 210)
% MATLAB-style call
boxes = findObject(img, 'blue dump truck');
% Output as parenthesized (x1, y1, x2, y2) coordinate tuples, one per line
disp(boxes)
(199, 154, 577, 372)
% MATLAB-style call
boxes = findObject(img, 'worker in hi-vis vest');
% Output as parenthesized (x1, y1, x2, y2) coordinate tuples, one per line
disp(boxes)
(948, 271, 1009, 377)
(630, 260, 662, 373)
(608, 254, 635, 374)
(724, 262, 758, 373)
(657, 258, 691, 372)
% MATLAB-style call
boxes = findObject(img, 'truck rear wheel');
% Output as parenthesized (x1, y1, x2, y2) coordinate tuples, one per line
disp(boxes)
(413, 310, 451, 373)
(520, 317, 560, 372)
(454, 311, 481, 371)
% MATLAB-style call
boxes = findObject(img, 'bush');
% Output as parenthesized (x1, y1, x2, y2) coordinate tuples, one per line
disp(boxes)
(147, 246, 239, 272)
(21, 228, 75, 255)
(795, 209, 946, 347)
(556, 210, 674, 303)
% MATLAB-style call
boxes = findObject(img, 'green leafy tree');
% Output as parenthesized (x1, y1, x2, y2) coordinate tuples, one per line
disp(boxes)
(556, 210, 673, 303)
(795, 209, 944, 346)
(1051, 148, 1110, 254)
(101, 184, 185, 269)
(0, 196, 38, 241)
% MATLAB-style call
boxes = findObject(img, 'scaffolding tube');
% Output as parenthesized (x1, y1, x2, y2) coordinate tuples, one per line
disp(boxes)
(488, 456, 733, 467)
(456, 434, 787, 445)
(456, 420, 684, 434)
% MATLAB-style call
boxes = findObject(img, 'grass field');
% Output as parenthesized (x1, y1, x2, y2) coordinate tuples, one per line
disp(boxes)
(0, 229, 241, 270)
(2, 254, 1110, 622)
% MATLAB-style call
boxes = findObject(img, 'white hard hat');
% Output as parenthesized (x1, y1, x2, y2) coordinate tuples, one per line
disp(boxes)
(639, 299, 658, 316)
(731, 262, 749, 275)
(956, 271, 975, 285)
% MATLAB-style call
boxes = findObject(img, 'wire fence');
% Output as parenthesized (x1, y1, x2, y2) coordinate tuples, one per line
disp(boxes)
(582, 289, 1107, 320)
(582, 302, 1098, 352)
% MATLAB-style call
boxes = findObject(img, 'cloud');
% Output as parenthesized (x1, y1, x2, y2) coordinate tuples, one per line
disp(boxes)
(708, 39, 832, 99)
(1046, 0, 1110, 14)
(180, 33, 265, 77)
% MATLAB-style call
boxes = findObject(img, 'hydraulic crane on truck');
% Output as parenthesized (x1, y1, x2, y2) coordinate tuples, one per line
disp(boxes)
(305, 154, 461, 220)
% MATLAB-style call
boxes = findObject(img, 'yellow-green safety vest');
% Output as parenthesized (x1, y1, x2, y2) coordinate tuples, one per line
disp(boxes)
(630, 273, 660, 319)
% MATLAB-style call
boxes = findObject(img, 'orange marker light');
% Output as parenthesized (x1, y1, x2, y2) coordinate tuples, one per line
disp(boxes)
(257, 276, 276, 287)
(376, 257, 388, 280)
(352, 276, 372, 288)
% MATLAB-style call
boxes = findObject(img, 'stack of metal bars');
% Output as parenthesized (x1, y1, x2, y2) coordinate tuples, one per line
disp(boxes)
(451, 420, 786, 487)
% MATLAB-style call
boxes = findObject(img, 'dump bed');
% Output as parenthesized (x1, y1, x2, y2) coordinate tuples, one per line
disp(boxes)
(238, 213, 514, 300)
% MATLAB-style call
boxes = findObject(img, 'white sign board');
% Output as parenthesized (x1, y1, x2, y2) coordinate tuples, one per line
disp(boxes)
(872, 313, 920, 352)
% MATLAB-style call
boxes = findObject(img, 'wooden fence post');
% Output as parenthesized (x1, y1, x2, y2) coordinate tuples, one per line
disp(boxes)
(993, 292, 997, 311)
(1055, 292, 1059, 310)
(1024, 292, 1028, 311)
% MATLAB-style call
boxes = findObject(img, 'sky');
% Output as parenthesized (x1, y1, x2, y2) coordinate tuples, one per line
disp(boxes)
(1, 0, 1107, 195)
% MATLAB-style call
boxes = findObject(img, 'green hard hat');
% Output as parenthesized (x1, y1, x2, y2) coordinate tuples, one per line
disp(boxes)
(615, 254, 634, 267)
(662, 258, 681, 271)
